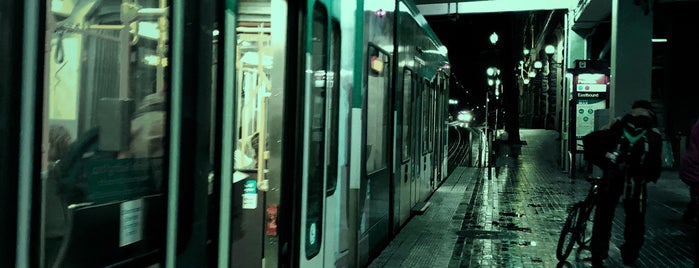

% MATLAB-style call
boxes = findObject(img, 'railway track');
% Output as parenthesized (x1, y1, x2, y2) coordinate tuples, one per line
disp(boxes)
(447, 125, 484, 175)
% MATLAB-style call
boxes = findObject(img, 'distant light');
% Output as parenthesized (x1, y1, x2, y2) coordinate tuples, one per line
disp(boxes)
(523, 78, 530, 85)
(490, 32, 498, 45)
(652, 38, 667, 43)
(449, 99, 459, 105)
(528, 71, 536, 78)
(545, 45, 555, 54)
(487, 67, 495, 76)
(487, 79, 494, 86)
(213, 29, 219, 36)
(523, 49, 530, 55)
(533, 61, 543, 69)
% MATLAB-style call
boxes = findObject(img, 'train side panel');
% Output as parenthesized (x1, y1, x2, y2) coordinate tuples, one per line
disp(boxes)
(353, 0, 397, 266)
(395, 0, 451, 229)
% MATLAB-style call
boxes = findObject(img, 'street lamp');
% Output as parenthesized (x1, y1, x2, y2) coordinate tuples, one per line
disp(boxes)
(545, 44, 555, 55)
(490, 32, 499, 45)
(533, 61, 543, 69)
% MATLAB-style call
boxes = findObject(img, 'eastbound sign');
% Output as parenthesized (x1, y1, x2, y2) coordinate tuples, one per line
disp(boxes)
(568, 60, 610, 154)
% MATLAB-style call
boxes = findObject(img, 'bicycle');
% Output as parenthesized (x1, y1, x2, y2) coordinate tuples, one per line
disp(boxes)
(556, 176, 603, 261)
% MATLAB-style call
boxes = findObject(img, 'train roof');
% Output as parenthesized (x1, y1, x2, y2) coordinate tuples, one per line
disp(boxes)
(400, 0, 447, 58)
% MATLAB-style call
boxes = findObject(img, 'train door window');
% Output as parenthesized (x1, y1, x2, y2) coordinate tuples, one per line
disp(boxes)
(410, 74, 419, 175)
(427, 82, 432, 152)
(38, 1, 170, 267)
(305, 3, 328, 258)
(233, 12, 272, 172)
(430, 81, 436, 152)
(422, 79, 429, 154)
(326, 20, 341, 196)
(366, 45, 390, 174)
(402, 69, 413, 162)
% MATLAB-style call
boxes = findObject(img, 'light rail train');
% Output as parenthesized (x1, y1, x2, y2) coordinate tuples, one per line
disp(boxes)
(0, 0, 453, 267)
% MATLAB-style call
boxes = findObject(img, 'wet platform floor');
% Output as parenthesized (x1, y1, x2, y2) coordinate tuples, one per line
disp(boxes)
(368, 129, 695, 268)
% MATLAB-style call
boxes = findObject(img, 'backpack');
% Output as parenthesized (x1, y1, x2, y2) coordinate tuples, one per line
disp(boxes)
(614, 124, 649, 173)
(583, 114, 662, 182)
(613, 115, 662, 181)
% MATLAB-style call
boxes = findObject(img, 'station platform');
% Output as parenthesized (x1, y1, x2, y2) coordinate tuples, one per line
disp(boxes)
(368, 129, 695, 268)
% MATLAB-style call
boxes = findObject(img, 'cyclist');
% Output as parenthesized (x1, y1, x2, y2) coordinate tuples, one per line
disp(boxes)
(582, 100, 663, 267)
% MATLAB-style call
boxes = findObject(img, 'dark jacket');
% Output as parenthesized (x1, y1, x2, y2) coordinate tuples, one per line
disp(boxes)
(583, 113, 663, 182)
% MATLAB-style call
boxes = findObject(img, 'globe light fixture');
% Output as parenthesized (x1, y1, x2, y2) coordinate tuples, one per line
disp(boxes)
(545, 44, 555, 55)
(490, 32, 499, 45)
(487, 67, 495, 76)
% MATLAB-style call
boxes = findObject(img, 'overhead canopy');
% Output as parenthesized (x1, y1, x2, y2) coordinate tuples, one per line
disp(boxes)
(416, 0, 576, 16)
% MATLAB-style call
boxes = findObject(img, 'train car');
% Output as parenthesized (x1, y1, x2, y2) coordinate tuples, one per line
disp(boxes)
(393, 1, 451, 235)
(355, 1, 451, 265)
(5, 0, 451, 267)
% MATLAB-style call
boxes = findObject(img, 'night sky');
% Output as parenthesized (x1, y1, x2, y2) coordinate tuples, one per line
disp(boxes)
(427, 12, 529, 114)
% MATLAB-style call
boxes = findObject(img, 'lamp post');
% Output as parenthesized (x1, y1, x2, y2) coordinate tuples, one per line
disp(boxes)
(531, 61, 542, 127)
(483, 32, 498, 172)
(485, 65, 500, 171)
(544, 45, 556, 130)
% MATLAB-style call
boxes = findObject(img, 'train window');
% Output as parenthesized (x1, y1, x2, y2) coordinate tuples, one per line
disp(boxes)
(38, 1, 170, 267)
(326, 20, 341, 196)
(427, 82, 433, 152)
(422, 79, 429, 154)
(402, 69, 413, 161)
(366, 45, 390, 174)
(305, 3, 328, 259)
(430, 82, 436, 152)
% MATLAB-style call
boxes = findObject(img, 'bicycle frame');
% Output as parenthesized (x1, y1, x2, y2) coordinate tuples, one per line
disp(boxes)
(556, 177, 602, 261)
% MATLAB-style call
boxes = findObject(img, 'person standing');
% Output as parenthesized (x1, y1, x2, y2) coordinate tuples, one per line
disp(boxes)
(680, 118, 699, 267)
(584, 100, 663, 267)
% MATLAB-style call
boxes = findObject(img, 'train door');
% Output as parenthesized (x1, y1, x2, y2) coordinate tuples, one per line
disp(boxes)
(398, 69, 413, 226)
(323, 18, 347, 268)
(25, 0, 174, 267)
(433, 76, 443, 186)
(430, 78, 437, 189)
(419, 78, 432, 202)
(292, 1, 344, 266)
(358, 44, 392, 263)
(410, 77, 423, 210)
(217, 0, 291, 267)
(440, 73, 450, 181)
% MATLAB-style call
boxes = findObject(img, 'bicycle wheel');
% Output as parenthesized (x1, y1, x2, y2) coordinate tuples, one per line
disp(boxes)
(576, 205, 595, 247)
(556, 204, 582, 261)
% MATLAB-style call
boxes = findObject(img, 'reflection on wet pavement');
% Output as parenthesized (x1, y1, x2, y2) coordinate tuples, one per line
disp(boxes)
(369, 129, 695, 268)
